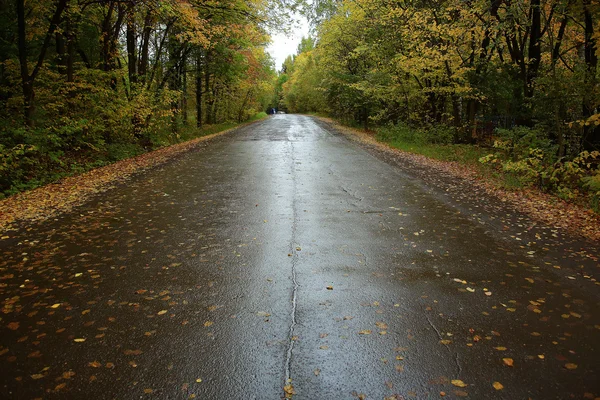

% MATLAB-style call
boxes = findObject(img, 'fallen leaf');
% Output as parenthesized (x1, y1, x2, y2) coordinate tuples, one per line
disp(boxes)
(502, 358, 514, 367)
(283, 384, 295, 397)
(73, 338, 86, 343)
(358, 330, 372, 335)
(204, 321, 213, 327)
(157, 310, 167, 315)
(256, 311, 270, 317)
(564, 363, 578, 370)
(493, 381, 504, 390)
(7, 322, 19, 330)
(62, 371, 75, 379)
(451, 380, 468, 388)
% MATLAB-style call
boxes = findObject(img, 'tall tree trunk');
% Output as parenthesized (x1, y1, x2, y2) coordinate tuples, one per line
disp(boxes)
(238, 89, 252, 123)
(126, 6, 137, 84)
(526, 0, 541, 98)
(66, 17, 75, 82)
(56, 31, 66, 75)
(582, 0, 598, 148)
(181, 53, 188, 125)
(16, 0, 67, 126)
(138, 10, 152, 80)
(101, 2, 115, 71)
(205, 53, 212, 124)
(196, 51, 202, 128)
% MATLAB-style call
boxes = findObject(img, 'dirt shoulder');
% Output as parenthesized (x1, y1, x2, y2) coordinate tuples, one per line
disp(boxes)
(0, 120, 264, 234)
(315, 116, 600, 244)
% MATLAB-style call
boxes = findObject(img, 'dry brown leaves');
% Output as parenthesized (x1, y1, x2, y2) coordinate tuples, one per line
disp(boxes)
(320, 117, 600, 243)
(0, 126, 243, 233)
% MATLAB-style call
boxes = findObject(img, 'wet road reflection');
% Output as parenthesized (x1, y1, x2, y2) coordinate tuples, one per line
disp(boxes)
(1, 115, 599, 399)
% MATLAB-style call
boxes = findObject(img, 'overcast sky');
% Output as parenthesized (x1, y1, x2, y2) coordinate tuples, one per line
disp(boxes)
(266, 17, 310, 72)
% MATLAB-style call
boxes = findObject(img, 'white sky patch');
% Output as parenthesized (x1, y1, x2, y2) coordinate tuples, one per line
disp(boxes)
(267, 17, 310, 72)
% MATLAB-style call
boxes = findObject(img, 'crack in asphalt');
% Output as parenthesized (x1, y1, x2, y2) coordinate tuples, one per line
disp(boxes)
(425, 313, 462, 377)
(284, 138, 300, 389)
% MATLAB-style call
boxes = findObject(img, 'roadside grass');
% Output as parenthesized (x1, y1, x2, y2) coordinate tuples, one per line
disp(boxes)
(381, 132, 528, 190)
(304, 111, 331, 119)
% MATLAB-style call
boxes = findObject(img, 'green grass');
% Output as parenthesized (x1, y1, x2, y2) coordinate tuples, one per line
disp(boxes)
(386, 140, 489, 165)
(380, 133, 531, 191)
(246, 111, 268, 122)
(304, 111, 331, 119)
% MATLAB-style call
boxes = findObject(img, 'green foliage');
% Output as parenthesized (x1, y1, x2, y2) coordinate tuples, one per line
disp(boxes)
(479, 126, 600, 206)
(106, 143, 144, 162)
(0, 0, 277, 197)
(377, 123, 455, 146)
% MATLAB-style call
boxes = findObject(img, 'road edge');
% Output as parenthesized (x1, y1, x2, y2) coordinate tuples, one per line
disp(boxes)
(311, 115, 600, 244)
(0, 116, 270, 234)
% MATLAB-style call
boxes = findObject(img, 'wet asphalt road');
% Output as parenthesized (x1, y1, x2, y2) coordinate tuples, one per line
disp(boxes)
(1, 114, 599, 400)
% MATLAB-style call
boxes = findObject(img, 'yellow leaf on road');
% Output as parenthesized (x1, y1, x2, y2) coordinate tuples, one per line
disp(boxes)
(503, 358, 514, 367)
(283, 384, 295, 398)
(451, 380, 468, 388)
(493, 382, 504, 390)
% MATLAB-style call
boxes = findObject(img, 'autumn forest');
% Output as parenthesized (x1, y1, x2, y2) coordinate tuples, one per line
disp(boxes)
(1, 0, 599, 210)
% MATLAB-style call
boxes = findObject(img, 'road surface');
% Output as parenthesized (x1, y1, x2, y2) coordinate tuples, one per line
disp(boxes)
(1, 115, 599, 399)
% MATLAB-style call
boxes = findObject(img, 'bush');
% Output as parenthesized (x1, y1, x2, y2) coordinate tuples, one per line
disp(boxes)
(376, 123, 415, 142)
(479, 126, 600, 208)
(106, 143, 144, 162)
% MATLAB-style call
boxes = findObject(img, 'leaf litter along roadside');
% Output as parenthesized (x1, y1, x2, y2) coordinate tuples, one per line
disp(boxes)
(0, 119, 266, 234)
(314, 116, 600, 243)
